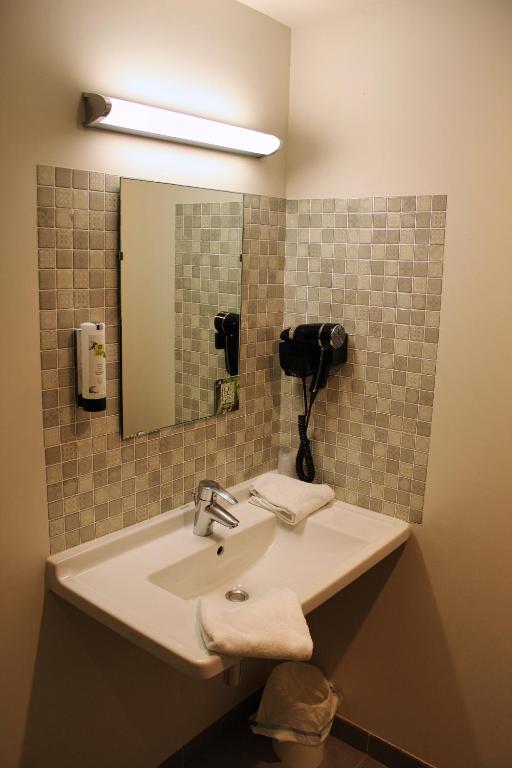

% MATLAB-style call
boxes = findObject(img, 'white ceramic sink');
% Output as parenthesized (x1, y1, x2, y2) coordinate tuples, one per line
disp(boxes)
(46, 471, 410, 679)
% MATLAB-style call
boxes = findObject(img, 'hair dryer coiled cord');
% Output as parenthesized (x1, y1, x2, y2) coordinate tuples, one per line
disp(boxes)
(296, 412, 315, 483)
(295, 377, 318, 483)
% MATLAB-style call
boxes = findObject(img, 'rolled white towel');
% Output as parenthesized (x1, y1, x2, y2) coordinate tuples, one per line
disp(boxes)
(198, 588, 313, 660)
(249, 473, 334, 526)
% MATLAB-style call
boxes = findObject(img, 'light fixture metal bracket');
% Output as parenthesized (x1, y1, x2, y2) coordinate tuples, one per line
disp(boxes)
(83, 93, 112, 125)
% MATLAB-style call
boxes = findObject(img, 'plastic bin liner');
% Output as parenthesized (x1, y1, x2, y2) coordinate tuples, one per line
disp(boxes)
(251, 662, 340, 746)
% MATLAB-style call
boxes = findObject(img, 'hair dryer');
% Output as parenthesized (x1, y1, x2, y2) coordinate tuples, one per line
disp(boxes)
(214, 311, 240, 377)
(279, 322, 348, 482)
(279, 323, 347, 393)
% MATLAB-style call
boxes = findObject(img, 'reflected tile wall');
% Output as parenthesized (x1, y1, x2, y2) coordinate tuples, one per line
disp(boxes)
(280, 195, 446, 522)
(174, 201, 242, 422)
(36, 166, 285, 553)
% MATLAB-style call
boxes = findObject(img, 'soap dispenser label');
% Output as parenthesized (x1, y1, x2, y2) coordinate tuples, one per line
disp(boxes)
(87, 334, 106, 397)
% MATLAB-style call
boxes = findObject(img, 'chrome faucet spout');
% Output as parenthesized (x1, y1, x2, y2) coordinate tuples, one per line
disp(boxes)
(208, 501, 239, 529)
(193, 480, 239, 537)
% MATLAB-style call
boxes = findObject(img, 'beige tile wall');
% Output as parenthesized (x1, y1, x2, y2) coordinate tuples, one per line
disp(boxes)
(37, 167, 445, 549)
(281, 195, 446, 522)
(37, 166, 285, 553)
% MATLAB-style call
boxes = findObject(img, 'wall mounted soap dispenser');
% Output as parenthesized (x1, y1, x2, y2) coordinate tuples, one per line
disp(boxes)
(75, 321, 107, 412)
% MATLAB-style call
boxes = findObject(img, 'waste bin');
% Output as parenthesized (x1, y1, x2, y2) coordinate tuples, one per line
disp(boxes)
(251, 662, 340, 768)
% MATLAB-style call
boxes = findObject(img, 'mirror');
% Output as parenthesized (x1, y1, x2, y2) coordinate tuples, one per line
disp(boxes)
(120, 179, 243, 437)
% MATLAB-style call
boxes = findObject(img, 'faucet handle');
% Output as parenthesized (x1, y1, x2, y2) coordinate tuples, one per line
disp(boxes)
(195, 479, 237, 505)
(213, 487, 238, 506)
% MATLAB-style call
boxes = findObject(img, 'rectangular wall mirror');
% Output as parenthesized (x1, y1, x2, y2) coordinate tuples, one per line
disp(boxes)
(120, 179, 243, 438)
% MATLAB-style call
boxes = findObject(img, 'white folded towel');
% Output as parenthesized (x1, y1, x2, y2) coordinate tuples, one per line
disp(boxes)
(198, 588, 313, 660)
(249, 473, 335, 526)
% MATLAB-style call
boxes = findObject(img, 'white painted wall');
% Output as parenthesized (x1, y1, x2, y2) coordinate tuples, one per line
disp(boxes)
(0, 2, 289, 766)
(286, 1, 512, 767)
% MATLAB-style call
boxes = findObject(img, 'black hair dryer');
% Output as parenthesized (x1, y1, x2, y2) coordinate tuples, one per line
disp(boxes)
(214, 311, 240, 377)
(279, 323, 348, 482)
(279, 323, 347, 393)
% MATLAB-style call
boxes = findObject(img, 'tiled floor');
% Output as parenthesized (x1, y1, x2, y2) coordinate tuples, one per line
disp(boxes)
(186, 722, 386, 768)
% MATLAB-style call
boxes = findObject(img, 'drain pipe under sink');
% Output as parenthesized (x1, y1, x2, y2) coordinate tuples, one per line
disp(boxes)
(223, 661, 242, 686)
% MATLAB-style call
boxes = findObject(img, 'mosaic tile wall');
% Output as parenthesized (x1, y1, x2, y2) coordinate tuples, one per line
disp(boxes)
(36, 165, 285, 553)
(174, 201, 242, 422)
(280, 195, 446, 522)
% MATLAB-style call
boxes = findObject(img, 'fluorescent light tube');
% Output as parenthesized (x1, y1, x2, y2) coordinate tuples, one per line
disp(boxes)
(82, 93, 281, 157)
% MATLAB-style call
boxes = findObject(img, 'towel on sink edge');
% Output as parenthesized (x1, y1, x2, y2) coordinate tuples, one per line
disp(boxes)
(198, 588, 313, 660)
(249, 473, 334, 526)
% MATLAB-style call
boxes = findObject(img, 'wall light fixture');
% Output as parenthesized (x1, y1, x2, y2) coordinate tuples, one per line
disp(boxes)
(82, 93, 281, 157)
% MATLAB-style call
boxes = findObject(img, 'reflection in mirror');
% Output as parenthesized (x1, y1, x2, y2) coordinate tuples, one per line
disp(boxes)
(120, 179, 243, 438)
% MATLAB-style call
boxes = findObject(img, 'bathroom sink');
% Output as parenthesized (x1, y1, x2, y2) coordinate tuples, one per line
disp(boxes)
(46, 472, 410, 679)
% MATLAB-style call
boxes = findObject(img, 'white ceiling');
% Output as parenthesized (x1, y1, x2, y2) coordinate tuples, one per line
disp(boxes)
(238, 0, 347, 28)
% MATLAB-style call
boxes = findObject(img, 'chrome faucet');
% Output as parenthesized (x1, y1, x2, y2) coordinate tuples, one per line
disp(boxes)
(193, 480, 239, 537)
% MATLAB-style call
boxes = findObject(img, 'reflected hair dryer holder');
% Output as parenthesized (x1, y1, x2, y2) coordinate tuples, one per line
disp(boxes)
(279, 323, 348, 482)
(215, 311, 240, 377)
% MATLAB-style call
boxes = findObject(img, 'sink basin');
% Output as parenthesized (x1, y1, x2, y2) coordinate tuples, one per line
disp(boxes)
(46, 471, 410, 678)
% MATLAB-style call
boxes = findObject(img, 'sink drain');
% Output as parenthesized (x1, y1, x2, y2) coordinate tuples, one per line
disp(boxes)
(225, 587, 249, 602)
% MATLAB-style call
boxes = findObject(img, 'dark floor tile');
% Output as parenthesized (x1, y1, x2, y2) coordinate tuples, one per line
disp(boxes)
(186, 724, 278, 767)
(158, 747, 183, 768)
(160, 694, 435, 768)
(322, 737, 367, 768)
(185, 724, 367, 768)
(360, 758, 387, 768)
